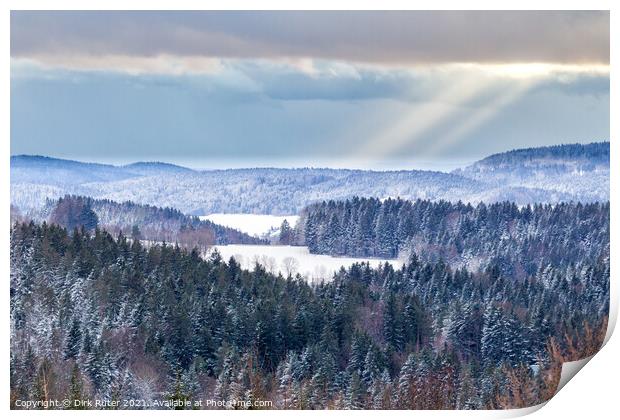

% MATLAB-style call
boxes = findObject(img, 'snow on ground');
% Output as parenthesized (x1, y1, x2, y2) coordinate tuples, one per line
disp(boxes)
(211, 244, 403, 283)
(199, 213, 300, 238)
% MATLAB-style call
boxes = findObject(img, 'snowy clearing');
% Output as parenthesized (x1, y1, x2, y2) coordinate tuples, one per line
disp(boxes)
(211, 244, 403, 283)
(199, 213, 299, 238)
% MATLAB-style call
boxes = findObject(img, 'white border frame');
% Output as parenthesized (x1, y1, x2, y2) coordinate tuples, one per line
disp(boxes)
(2, 2, 616, 419)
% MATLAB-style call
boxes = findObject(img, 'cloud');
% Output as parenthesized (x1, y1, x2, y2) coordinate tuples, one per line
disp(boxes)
(11, 63, 609, 164)
(9, 11, 610, 166)
(533, 73, 610, 97)
(230, 60, 420, 101)
(12, 54, 225, 76)
(12, 57, 609, 106)
(11, 11, 609, 74)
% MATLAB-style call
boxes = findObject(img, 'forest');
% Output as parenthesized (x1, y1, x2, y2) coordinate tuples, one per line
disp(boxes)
(13, 195, 266, 252)
(298, 198, 609, 276)
(10, 209, 608, 409)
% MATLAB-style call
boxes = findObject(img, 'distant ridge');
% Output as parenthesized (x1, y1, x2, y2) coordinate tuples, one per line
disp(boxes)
(11, 155, 194, 172)
(451, 142, 609, 204)
(11, 154, 118, 169)
(11, 141, 609, 173)
(11, 154, 139, 186)
(10, 141, 610, 214)
(122, 161, 195, 173)
(466, 141, 609, 167)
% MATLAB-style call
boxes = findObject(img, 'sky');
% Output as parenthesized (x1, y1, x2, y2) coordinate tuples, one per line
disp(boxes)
(10, 11, 610, 170)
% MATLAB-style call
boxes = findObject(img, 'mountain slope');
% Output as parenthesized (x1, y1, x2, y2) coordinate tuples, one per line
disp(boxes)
(82, 168, 489, 215)
(10, 142, 609, 214)
(460, 142, 609, 169)
(10, 157, 489, 214)
(453, 142, 609, 202)
(10, 155, 139, 185)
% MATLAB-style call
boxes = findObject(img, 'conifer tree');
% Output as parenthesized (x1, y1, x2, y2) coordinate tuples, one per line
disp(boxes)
(64, 316, 82, 360)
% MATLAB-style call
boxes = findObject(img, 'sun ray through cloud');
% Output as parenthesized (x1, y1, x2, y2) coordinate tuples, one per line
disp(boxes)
(352, 73, 495, 164)
(424, 78, 538, 158)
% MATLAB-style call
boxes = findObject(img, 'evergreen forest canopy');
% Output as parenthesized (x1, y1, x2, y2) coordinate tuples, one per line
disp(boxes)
(298, 199, 609, 275)
(10, 196, 609, 409)
(18, 195, 266, 250)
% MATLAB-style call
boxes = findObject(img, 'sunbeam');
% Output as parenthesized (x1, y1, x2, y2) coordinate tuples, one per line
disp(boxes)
(353, 74, 492, 163)
(425, 78, 537, 158)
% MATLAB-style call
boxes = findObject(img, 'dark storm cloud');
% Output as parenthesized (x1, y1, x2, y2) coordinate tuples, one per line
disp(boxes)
(11, 11, 609, 65)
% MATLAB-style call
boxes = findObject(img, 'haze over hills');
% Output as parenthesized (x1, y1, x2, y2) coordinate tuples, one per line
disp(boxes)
(10, 142, 609, 215)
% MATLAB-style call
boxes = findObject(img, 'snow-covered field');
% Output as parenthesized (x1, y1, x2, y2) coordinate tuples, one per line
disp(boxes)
(199, 213, 299, 238)
(211, 244, 403, 283)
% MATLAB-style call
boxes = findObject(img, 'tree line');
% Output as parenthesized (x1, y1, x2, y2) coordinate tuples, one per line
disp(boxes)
(297, 198, 609, 278)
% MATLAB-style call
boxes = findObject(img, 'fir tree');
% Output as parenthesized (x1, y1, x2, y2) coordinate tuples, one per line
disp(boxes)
(64, 316, 82, 360)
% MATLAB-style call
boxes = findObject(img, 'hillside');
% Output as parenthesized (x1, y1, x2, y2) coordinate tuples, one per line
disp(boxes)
(296, 197, 609, 276)
(453, 142, 610, 202)
(10, 142, 609, 215)
(10, 155, 140, 186)
(121, 161, 196, 175)
(29, 195, 265, 247)
(10, 161, 489, 214)
(461, 142, 609, 168)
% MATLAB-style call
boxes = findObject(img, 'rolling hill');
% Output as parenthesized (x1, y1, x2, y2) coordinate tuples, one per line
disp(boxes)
(10, 142, 609, 215)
